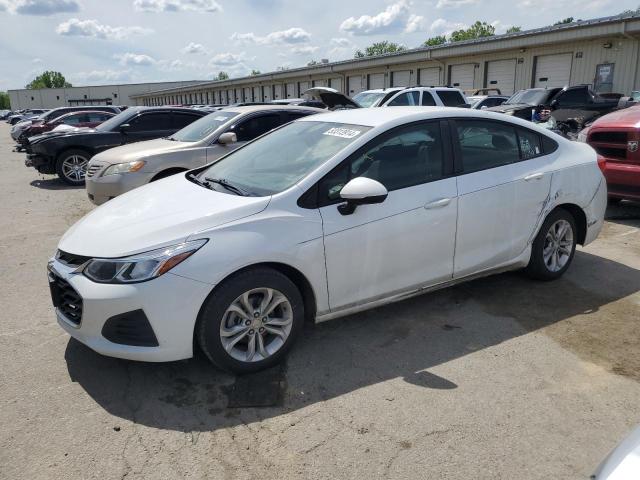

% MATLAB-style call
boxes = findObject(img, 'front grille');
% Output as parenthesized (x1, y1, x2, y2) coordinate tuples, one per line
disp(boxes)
(49, 272, 83, 325)
(594, 146, 627, 161)
(86, 164, 102, 178)
(56, 250, 91, 268)
(590, 131, 627, 143)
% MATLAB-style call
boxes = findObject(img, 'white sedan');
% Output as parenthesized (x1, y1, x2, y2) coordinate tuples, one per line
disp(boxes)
(49, 107, 607, 373)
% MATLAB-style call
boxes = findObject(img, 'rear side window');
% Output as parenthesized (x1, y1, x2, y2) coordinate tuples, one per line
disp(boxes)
(541, 135, 559, 154)
(128, 112, 172, 131)
(421, 92, 437, 106)
(456, 120, 519, 173)
(387, 91, 419, 106)
(87, 112, 112, 123)
(517, 128, 542, 160)
(437, 90, 466, 107)
(232, 113, 282, 142)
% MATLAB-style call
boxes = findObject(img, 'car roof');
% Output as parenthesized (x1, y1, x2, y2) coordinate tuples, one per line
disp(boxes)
(296, 106, 545, 129)
(356, 88, 404, 94)
(220, 105, 326, 114)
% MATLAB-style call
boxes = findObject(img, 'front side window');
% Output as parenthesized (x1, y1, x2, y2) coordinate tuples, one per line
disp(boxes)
(353, 92, 386, 108)
(554, 88, 589, 107)
(437, 90, 466, 107)
(197, 121, 371, 196)
(318, 122, 444, 206)
(231, 114, 282, 142)
(387, 91, 419, 106)
(64, 114, 87, 125)
(456, 120, 519, 173)
(128, 112, 172, 132)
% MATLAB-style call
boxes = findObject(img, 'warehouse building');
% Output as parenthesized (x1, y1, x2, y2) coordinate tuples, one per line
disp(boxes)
(8, 80, 205, 109)
(133, 13, 640, 106)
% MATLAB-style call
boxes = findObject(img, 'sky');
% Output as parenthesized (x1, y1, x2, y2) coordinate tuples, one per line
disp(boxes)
(0, 0, 637, 91)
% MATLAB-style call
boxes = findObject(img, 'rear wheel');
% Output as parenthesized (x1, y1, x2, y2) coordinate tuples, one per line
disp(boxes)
(525, 208, 577, 281)
(56, 149, 90, 186)
(197, 267, 304, 374)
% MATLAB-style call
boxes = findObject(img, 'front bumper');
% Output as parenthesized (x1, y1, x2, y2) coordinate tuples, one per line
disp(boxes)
(602, 160, 640, 201)
(86, 162, 155, 205)
(25, 153, 55, 173)
(49, 257, 213, 362)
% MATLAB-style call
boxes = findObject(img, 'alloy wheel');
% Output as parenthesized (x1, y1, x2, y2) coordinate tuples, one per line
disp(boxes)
(61, 154, 88, 182)
(542, 219, 574, 272)
(219, 287, 293, 363)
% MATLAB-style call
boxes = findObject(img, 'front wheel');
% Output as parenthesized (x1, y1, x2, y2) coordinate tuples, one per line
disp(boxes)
(525, 208, 577, 281)
(196, 267, 304, 374)
(56, 149, 90, 186)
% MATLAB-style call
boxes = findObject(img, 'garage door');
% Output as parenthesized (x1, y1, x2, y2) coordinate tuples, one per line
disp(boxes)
(329, 77, 343, 92)
(234, 88, 242, 102)
(486, 59, 516, 95)
(313, 79, 327, 87)
(227, 89, 235, 103)
(273, 84, 283, 100)
(534, 53, 572, 88)
(368, 73, 385, 89)
(252, 87, 261, 102)
(299, 81, 310, 95)
(243, 87, 252, 102)
(262, 86, 272, 101)
(347, 75, 363, 95)
(391, 70, 410, 87)
(450, 64, 475, 90)
(286, 83, 296, 98)
(419, 67, 440, 86)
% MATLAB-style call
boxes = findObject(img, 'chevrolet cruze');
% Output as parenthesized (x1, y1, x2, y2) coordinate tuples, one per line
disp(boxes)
(49, 107, 607, 373)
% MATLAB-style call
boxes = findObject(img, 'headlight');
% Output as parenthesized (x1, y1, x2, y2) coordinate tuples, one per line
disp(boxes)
(80, 239, 207, 284)
(102, 160, 146, 176)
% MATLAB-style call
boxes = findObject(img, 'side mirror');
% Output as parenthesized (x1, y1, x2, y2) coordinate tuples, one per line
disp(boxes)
(119, 123, 130, 133)
(480, 105, 488, 110)
(218, 132, 237, 145)
(338, 177, 388, 215)
(550, 99, 559, 109)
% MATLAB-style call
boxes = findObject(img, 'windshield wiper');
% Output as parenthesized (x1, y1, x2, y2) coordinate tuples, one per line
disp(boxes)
(204, 177, 249, 196)
(188, 172, 214, 190)
(165, 136, 177, 141)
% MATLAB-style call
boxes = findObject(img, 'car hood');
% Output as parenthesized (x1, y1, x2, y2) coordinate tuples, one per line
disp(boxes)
(303, 87, 360, 110)
(58, 174, 271, 258)
(28, 128, 98, 144)
(485, 103, 531, 113)
(91, 138, 191, 165)
(591, 105, 640, 129)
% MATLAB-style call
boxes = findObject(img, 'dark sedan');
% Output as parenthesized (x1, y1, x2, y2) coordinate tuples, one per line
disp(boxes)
(24, 107, 207, 185)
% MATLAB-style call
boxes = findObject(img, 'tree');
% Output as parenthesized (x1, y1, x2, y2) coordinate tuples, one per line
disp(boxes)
(215, 71, 229, 81)
(450, 21, 495, 42)
(354, 41, 406, 58)
(0, 92, 10, 110)
(554, 17, 575, 25)
(423, 35, 447, 47)
(250, 69, 261, 76)
(506, 26, 521, 33)
(25, 71, 71, 89)
(307, 60, 319, 66)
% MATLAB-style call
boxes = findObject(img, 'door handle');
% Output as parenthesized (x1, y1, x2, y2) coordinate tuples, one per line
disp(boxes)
(425, 198, 452, 209)
(524, 172, 544, 181)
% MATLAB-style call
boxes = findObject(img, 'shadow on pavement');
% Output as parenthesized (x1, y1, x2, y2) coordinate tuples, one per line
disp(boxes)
(64, 250, 640, 432)
(605, 200, 640, 227)
(30, 178, 83, 190)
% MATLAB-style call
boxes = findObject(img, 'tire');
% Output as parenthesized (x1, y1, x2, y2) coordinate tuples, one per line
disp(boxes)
(525, 208, 577, 281)
(56, 149, 91, 186)
(197, 267, 304, 374)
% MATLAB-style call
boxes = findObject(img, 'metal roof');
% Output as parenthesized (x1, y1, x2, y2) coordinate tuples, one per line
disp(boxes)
(133, 12, 640, 98)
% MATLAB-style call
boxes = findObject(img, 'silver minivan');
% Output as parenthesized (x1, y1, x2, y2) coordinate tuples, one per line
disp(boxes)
(85, 105, 324, 205)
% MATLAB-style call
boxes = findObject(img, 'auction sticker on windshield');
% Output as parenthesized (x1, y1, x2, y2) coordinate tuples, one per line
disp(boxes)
(323, 127, 362, 139)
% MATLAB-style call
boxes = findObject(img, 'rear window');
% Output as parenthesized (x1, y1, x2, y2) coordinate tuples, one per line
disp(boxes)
(437, 90, 466, 107)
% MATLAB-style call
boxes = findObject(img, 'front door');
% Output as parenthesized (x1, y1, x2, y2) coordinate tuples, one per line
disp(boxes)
(319, 121, 458, 311)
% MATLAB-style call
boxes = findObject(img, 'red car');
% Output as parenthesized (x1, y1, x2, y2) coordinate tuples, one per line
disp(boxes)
(584, 106, 640, 202)
(19, 110, 116, 142)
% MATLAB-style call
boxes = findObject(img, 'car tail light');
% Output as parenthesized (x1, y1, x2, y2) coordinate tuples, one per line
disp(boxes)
(597, 154, 607, 173)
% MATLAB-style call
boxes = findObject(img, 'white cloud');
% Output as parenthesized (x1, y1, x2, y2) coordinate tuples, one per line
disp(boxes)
(290, 45, 319, 55)
(32, 57, 43, 63)
(75, 69, 133, 83)
(405, 14, 425, 33)
(133, 0, 222, 13)
(330, 37, 352, 47)
(182, 42, 206, 54)
(430, 18, 467, 35)
(3, 0, 80, 15)
(436, 0, 478, 8)
(208, 52, 246, 66)
(230, 27, 311, 45)
(339, 1, 421, 36)
(56, 18, 153, 40)
(115, 52, 156, 66)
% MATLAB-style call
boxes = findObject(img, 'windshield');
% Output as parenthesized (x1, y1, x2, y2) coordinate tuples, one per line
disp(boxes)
(505, 90, 552, 106)
(196, 121, 371, 196)
(95, 109, 138, 132)
(353, 92, 386, 108)
(169, 111, 239, 142)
